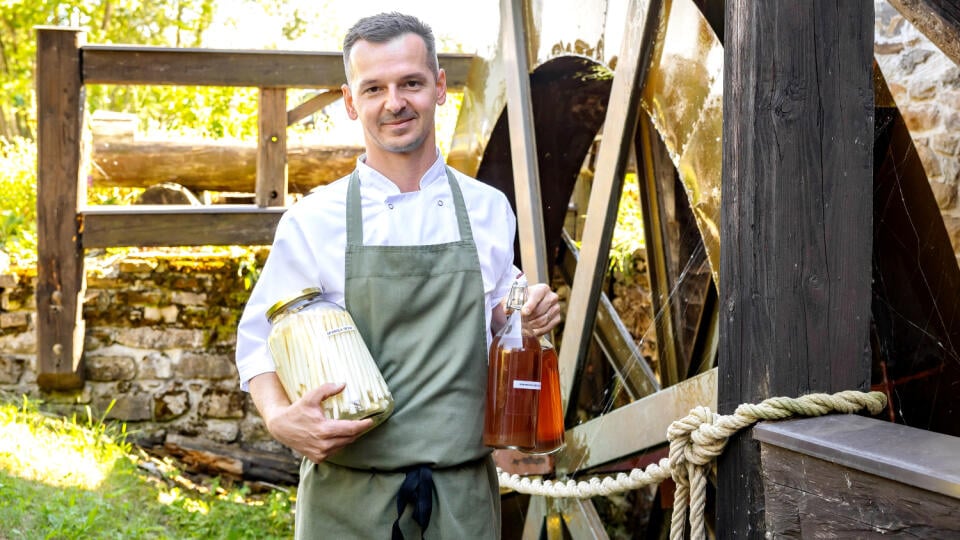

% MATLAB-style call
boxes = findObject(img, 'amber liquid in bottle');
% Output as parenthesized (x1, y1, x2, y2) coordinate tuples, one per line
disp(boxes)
(532, 341, 565, 454)
(483, 331, 542, 450)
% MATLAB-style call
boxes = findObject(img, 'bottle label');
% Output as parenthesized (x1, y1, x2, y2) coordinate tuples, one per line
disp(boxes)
(512, 380, 542, 390)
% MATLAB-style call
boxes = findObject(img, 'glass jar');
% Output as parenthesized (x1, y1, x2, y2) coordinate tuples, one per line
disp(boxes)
(266, 288, 394, 425)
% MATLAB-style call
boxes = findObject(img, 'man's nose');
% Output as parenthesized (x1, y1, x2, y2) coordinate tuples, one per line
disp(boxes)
(385, 86, 405, 113)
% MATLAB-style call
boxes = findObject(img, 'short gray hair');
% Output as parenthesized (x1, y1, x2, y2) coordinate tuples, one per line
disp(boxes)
(342, 12, 439, 83)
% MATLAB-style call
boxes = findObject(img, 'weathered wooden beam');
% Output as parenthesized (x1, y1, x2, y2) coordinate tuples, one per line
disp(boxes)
(80, 45, 476, 89)
(89, 140, 361, 193)
(81, 205, 285, 248)
(718, 1, 874, 537)
(755, 415, 960, 536)
(287, 90, 343, 126)
(35, 27, 86, 391)
(887, 0, 960, 66)
(256, 88, 287, 207)
(554, 368, 715, 473)
(557, 0, 665, 412)
(500, 0, 548, 283)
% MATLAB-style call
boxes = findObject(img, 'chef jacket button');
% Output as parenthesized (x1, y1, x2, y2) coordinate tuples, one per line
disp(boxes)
(437, 200, 444, 207)
(388, 203, 394, 209)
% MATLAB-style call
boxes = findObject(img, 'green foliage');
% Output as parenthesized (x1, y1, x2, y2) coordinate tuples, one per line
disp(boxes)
(609, 173, 646, 275)
(0, 137, 37, 262)
(0, 0, 218, 140)
(0, 397, 295, 539)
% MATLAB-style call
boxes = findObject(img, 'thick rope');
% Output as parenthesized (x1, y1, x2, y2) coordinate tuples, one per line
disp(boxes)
(496, 390, 887, 540)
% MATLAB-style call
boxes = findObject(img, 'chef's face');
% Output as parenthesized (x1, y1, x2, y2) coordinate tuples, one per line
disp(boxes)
(342, 33, 447, 157)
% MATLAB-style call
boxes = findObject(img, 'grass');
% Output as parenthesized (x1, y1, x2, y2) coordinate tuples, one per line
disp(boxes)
(0, 397, 295, 539)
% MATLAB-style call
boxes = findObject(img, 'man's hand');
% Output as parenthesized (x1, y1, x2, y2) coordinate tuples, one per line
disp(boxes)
(249, 375, 374, 463)
(520, 283, 561, 337)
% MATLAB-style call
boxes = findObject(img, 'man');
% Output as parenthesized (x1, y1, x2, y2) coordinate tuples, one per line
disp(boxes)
(235, 12, 560, 539)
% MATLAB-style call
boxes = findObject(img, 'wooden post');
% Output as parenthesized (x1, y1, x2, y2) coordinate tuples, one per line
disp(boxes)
(35, 27, 86, 390)
(256, 87, 287, 207)
(718, 2, 874, 537)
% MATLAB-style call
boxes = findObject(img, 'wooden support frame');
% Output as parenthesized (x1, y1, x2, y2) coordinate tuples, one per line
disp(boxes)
(35, 27, 86, 390)
(718, 1, 875, 536)
(557, 0, 665, 407)
(32, 26, 477, 390)
(500, 0, 549, 283)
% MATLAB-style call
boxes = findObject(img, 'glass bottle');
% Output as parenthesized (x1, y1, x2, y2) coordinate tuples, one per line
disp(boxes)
(483, 276, 542, 450)
(532, 335, 565, 454)
(266, 287, 394, 427)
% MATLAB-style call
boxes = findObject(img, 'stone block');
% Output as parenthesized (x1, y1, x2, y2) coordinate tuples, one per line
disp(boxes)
(0, 312, 29, 329)
(119, 259, 157, 273)
(932, 134, 960, 157)
(902, 104, 941, 133)
(114, 327, 205, 349)
(0, 355, 25, 384)
(898, 49, 933, 75)
(98, 388, 153, 422)
(0, 329, 36, 354)
(204, 419, 240, 443)
(176, 352, 237, 380)
(0, 274, 19, 288)
(85, 355, 137, 381)
(199, 388, 245, 419)
(143, 305, 179, 323)
(139, 352, 173, 379)
(907, 79, 937, 100)
(171, 291, 207, 306)
(155, 389, 191, 421)
(915, 143, 944, 178)
(930, 181, 958, 210)
(945, 216, 960, 254)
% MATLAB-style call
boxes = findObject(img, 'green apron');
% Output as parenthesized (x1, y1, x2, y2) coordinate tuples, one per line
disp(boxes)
(295, 168, 500, 539)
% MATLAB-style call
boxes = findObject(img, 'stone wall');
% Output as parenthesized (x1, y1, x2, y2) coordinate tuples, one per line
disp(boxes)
(875, 1, 960, 260)
(0, 249, 299, 483)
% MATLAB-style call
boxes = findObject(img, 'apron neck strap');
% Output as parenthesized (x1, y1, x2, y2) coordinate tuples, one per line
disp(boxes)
(346, 166, 474, 247)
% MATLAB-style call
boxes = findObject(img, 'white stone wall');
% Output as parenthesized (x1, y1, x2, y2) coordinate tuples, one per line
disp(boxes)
(875, 1, 960, 260)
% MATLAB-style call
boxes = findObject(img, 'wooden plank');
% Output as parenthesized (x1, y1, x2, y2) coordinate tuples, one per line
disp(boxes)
(718, 1, 875, 537)
(554, 368, 715, 473)
(760, 443, 960, 537)
(35, 27, 86, 391)
(256, 88, 287, 207)
(754, 415, 960, 499)
(559, 230, 660, 401)
(500, 0, 548, 283)
(81, 206, 285, 247)
(287, 90, 342, 126)
(887, 0, 960, 66)
(81, 46, 476, 88)
(557, 0, 665, 410)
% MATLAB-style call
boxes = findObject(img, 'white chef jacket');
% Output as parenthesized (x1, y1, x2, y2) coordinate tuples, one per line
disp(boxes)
(235, 152, 519, 390)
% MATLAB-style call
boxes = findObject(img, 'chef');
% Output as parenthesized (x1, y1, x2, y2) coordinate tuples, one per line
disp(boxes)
(235, 11, 561, 539)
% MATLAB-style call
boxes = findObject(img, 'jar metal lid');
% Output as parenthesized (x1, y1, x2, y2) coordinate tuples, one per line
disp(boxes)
(265, 287, 324, 322)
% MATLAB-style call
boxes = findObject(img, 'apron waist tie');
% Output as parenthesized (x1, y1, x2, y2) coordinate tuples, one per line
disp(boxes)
(391, 465, 433, 540)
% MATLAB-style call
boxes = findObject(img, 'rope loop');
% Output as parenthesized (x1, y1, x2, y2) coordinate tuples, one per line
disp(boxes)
(496, 390, 887, 540)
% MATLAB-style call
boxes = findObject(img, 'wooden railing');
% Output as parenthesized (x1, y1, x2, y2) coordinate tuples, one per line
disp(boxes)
(34, 26, 477, 389)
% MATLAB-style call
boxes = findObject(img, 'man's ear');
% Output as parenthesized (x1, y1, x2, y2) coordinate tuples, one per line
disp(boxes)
(342, 83, 358, 120)
(436, 68, 447, 106)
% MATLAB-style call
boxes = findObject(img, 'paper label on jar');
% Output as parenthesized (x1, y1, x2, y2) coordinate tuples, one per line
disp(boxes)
(513, 380, 541, 390)
(326, 325, 355, 337)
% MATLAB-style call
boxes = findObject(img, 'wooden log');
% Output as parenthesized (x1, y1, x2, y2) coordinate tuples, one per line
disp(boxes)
(90, 139, 362, 193)
(163, 434, 299, 485)
(718, 1, 874, 537)
(35, 27, 86, 391)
